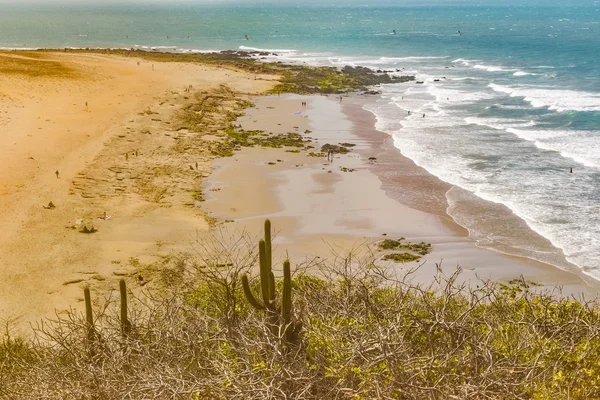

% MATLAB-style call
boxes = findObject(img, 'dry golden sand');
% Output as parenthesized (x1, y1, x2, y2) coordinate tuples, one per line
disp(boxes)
(0, 52, 274, 331)
(202, 94, 599, 296)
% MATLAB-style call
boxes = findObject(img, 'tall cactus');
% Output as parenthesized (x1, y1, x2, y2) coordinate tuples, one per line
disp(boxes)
(84, 287, 96, 346)
(119, 279, 131, 337)
(241, 219, 302, 344)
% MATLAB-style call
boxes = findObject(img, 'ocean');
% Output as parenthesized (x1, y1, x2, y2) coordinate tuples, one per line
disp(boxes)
(2, 1, 600, 278)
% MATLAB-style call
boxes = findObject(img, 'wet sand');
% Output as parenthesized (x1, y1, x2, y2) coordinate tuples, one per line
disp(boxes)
(202, 94, 599, 297)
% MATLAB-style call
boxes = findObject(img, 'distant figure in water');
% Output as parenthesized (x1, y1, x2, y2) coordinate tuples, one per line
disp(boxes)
(458, 30, 462, 36)
(570, 167, 573, 173)
(408, 111, 411, 115)
(392, 29, 396, 34)
(245, 34, 249, 40)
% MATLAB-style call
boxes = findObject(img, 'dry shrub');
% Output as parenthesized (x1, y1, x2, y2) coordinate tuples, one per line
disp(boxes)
(2, 232, 600, 399)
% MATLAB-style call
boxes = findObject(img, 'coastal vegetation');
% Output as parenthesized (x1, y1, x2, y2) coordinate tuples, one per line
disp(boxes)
(382, 252, 422, 262)
(0, 52, 77, 78)
(378, 238, 433, 256)
(2, 221, 600, 399)
(26, 48, 415, 94)
(320, 143, 351, 154)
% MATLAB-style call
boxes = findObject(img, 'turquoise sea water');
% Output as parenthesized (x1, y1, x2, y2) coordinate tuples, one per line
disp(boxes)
(2, 2, 600, 278)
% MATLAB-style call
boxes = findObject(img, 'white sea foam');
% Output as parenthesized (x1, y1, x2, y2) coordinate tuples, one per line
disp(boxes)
(426, 84, 497, 103)
(379, 56, 449, 61)
(506, 129, 600, 168)
(506, 127, 580, 141)
(465, 117, 537, 131)
(473, 64, 516, 72)
(533, 140, 600, 169)
(238, 45, 297, 54)
(489, 83, 600, 112)
(451, 58, 480, 66)
(488, 103, 530, 110)
(449, 76, 483, 81)
(513, 70, 535, 76)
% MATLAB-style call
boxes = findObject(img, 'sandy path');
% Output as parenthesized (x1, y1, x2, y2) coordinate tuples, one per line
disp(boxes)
(0, 52, 274, 331)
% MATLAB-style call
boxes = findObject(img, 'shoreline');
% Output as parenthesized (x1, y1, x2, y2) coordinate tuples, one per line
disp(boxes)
(344, 96, 600, 289)
(202, 93, 599, 296)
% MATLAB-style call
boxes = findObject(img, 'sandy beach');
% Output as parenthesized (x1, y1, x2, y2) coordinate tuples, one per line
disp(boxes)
(0, 51, 274, 331)
(0, 51, 598, 334)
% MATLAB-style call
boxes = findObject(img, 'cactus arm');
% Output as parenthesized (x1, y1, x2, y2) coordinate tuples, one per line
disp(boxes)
(269, 272, 276, 302)
(242, 274, 265, 310)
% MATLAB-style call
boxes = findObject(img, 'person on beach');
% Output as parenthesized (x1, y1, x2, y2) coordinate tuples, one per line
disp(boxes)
(55, 170, 59, 179)
(328, 150, 335, 162)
